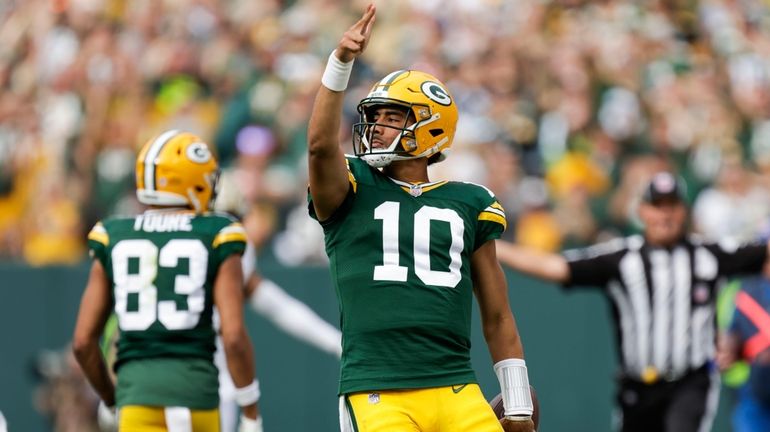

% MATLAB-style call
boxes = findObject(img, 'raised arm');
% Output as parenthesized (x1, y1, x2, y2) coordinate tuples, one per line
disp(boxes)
(307, 4, 375, 221)
(495, 239, 570, 284)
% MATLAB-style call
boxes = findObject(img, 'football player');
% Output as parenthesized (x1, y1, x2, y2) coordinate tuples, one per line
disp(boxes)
(73, 130, 262, 432)
(307, 4, 535, 432)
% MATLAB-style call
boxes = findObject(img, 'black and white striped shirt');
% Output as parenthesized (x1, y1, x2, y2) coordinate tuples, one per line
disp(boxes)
(564, 235, 767, 382)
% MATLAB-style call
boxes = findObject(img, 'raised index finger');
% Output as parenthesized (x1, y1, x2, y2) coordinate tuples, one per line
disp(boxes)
(352, 3, 376, 35)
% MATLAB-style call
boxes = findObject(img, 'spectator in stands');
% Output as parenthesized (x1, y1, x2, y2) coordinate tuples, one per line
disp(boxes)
(0, 0, 769, 265)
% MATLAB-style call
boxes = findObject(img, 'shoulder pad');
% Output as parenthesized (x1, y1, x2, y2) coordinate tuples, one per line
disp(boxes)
(459, 181, 496, 198)
(87, 221, 110, 246)
(202, 211, 241, 222)
(213, 221, 247, 248)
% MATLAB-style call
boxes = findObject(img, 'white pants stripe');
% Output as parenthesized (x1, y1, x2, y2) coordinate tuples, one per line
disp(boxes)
(339, 396, 356, 432)
(165, 407, 193, 432)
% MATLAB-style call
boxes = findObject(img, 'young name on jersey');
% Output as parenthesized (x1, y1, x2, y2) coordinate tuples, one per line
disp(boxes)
(133, 213, 194, 232)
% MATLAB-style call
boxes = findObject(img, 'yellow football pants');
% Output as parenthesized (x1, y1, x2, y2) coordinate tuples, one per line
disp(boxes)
(119, 405, 220, 432)
(341, 384, 503, 432)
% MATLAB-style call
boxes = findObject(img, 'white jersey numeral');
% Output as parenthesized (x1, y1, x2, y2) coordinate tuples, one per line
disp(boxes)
(112, 239, 158, 330)
(373, 201, 409, 282)
(373, 202, 464, 288)
(112, 239, 209, 331)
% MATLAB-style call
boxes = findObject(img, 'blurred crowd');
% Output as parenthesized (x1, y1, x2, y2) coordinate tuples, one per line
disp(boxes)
(1, 0, 770, 266)
(30, 345, 101, 432)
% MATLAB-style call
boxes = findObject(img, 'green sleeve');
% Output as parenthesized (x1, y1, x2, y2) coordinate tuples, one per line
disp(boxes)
(474, 196, 507, 250)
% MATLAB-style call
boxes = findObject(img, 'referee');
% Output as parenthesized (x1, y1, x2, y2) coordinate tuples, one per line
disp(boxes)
(497, 171, 769, 432)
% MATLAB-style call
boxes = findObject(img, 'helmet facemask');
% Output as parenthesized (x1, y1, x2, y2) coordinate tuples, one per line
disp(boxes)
(352, 102, 425, 168)
(184, 168, 220, 212)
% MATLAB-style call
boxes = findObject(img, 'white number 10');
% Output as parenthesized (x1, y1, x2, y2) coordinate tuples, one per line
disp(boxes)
(373, 201, 464, 288)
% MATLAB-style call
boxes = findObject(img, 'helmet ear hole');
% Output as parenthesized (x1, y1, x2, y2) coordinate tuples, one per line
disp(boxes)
(195, 185, 205, 193)
(429, 129, 443, 137)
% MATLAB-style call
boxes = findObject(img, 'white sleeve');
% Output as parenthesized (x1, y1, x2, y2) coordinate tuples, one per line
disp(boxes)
(250, 279, 342, 358)
(241, 243, 257, 281)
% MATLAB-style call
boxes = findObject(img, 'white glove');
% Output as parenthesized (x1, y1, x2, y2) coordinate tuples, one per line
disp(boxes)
(238, 414, 263, 432)
(97, 401, 118, 431)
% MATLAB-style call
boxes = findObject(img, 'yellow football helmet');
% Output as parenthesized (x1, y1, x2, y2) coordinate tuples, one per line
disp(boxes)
(135, 130, 219, 212)
(353, 70, 458, 167)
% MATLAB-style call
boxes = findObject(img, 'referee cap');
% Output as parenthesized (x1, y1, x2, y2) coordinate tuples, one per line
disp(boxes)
(642, 172, 686, 204)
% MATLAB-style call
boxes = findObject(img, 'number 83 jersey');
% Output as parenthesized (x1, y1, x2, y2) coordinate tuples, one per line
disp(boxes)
(309, 157, 507, 395)
(87, 210, 246, 407)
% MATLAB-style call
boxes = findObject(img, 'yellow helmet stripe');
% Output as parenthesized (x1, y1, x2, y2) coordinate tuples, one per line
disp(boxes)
(143, 129, 179, 191)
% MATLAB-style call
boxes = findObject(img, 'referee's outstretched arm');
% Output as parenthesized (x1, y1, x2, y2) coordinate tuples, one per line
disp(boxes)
(496, 240, 570, 284)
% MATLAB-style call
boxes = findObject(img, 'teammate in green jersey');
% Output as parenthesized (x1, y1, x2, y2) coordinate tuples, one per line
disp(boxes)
(307, 5, 535, 432)
(73, 130, 262, 432)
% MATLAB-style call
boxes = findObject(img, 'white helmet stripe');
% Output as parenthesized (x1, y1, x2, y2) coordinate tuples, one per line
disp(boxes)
(143, 129, 179, 191)
(377, 70, 408, 90)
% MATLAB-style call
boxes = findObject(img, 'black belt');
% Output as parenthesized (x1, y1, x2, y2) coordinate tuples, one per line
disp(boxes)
(619, 363, 710, 385)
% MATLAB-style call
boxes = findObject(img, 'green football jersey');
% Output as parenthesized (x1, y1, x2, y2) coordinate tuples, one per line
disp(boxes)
(310, 157, 507, 394)
(87, 209, 246, 408)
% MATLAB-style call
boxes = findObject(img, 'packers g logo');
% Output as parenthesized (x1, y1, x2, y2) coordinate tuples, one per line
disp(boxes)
(420, 81, 452, 106)
(186, 142, 212, 164)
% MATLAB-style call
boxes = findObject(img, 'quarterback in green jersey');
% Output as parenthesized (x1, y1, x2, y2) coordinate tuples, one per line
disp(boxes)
(73, 130, 262, 432)
(307, 5, 535, 432)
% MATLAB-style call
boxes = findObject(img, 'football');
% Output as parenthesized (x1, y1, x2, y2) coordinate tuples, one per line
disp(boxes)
(489, 386, 539, 429)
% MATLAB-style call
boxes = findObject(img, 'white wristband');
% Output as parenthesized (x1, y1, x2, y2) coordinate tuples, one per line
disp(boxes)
(234, 380, 261, 407)
(321, 50, 354, 92)
(494, 358, 533, 417)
